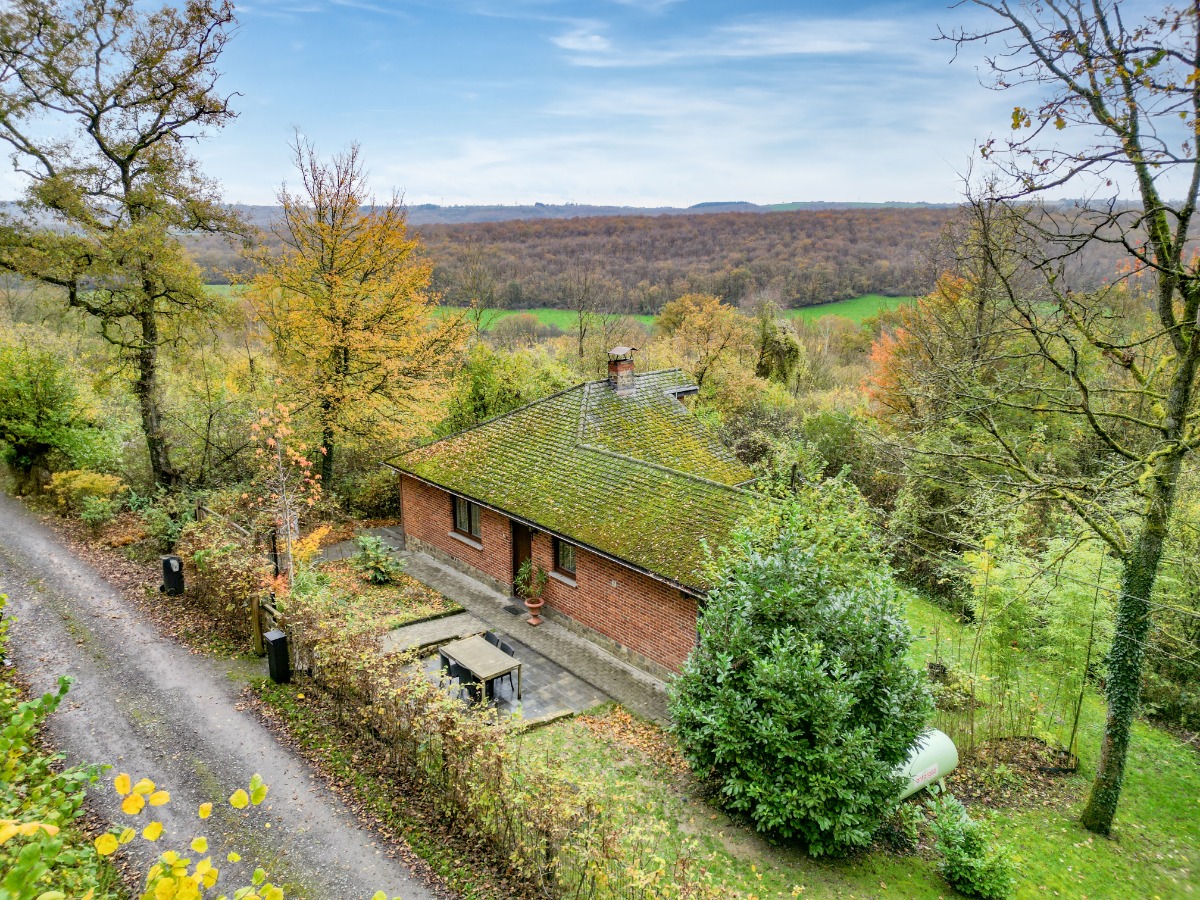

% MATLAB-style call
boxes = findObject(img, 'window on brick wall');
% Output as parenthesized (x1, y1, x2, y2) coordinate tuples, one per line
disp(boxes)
(553, 537, 577, 576)
(452, 496, 481, 540)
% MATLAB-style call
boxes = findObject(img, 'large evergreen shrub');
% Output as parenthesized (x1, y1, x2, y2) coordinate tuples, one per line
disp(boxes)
(669, 477, 932, 855)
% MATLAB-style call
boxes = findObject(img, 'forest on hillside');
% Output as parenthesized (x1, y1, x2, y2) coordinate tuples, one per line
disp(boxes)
(192, 203, 1135, 314)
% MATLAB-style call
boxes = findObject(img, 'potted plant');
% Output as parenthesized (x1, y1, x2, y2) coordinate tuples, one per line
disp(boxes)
(514, 558, 549, 626)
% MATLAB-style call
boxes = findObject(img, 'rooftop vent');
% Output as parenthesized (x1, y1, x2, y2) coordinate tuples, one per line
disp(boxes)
(607, 346, 637, 397)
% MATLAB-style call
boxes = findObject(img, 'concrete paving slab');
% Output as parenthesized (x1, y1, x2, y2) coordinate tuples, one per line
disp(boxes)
(379, 612, 488, 655)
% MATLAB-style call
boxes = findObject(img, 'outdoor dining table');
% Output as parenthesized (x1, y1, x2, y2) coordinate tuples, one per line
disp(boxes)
(441, 634, 522, 701)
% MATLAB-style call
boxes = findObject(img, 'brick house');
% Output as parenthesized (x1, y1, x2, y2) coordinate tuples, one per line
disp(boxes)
(386, 349, 759, 679)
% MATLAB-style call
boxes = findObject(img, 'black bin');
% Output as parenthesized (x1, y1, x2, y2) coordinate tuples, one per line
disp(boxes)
(265, 629, 291, 684)
(161, 555, 184, 596)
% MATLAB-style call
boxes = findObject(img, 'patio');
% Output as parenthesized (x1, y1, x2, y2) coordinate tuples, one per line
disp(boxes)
(414, 621, 609, 721)
(320, 531, 670, 723)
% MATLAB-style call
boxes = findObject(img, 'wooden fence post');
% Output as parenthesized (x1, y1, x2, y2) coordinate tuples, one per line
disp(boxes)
(251, 593, 265, 656)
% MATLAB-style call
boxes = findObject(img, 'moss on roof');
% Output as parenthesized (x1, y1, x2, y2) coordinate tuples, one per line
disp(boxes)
(392, 369, 759, 590)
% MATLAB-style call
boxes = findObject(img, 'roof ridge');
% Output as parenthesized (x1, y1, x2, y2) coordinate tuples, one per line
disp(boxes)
(581, 367, 690, 386)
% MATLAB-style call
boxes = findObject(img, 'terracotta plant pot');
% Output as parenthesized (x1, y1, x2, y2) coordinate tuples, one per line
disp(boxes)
(524, 596, 545, 626)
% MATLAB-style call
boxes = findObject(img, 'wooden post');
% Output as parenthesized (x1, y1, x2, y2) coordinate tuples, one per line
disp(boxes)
(251, 593, 264, 656)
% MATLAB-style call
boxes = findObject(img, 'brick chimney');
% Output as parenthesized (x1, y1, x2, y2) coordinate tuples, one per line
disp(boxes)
(607, 346, 637, 397)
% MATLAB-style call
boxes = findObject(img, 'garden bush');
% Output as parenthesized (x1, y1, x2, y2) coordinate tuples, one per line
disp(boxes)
(926, 792, 1015, 899)
(341, 468, 403, 518)
(286, 613, 719, 900)
(351, 534, 404, 584)
(138, 489, 197, 551)
(46, 469, 125, 515)
(669, 478, 932, 856)
(177, 517, 271, 643)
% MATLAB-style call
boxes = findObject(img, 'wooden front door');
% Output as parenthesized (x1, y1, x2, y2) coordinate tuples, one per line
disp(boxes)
(511, 521, 532, 594)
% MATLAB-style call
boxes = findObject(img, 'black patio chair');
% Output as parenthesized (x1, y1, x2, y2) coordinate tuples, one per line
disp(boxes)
(450, 661, 481, 704)
(483, 631, 501, 648)
(496, 641, 516, 692)
(438, 650, 453, 676)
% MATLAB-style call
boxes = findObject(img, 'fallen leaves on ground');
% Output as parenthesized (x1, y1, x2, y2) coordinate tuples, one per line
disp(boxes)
(946, 737, 1081, 811)
(578, 707, 691, 776)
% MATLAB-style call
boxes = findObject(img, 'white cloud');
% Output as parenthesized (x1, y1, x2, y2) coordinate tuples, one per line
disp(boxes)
(552, 26, 611, 53)
(554, 16, 902, 67)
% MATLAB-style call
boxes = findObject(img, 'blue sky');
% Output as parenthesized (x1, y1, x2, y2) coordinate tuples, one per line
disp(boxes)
(203, 0, 1027, 206)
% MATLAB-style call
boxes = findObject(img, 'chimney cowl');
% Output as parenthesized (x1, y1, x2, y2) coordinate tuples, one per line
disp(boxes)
(607, 346, 637, 396)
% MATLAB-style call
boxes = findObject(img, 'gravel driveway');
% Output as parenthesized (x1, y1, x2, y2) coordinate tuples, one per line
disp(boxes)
(0, 493, 444, 900)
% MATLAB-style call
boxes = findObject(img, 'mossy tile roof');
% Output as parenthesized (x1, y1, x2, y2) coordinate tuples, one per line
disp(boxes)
(392, 370, 759, 590)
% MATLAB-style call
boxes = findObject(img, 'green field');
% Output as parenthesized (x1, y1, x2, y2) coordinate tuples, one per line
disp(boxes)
(431, 294, 913, 331)
(207, 285, 912, 328)
(784, 293, 912, 323)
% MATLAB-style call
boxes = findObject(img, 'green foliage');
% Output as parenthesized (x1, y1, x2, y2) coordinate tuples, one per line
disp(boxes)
(926, 792, 1015, 900)
(876, 800, 925, 853)
(78, 496, 119, 530)
(437, 342, 574, 436)
(670, 482, 932, 855)
(351, 535, 404, 585)
(177, 516, 271, 644)
(139, 489, 196, 552)
(0, 596, 119, 899)
(340, 467, 402, 518)
(513, 557, 548, 600)
(0, 343, 107, 490)
(46, 470, 125, 515)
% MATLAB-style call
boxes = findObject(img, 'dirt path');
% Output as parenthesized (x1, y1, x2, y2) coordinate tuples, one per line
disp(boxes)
(0, 493, 445, 900)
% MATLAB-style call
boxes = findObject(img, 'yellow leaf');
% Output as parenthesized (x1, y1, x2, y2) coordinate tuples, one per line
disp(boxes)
(133, 778, 156, 796)
(227, 851, 242, 862)
(250, 784, 269, 806)
(113, 773, 131, 796)
(149, 791, 171, 807)
(229, 789, 249, 810)
(154, 879, 176, 900)
(191, 836, 208, 853)
(198, 802, 212, 819)
(118, 827, 136, 845)
(94, 833, 119, 856)
(143, 821, 164, 841)
(0, 823, 18, 845)
(121, 793, 145, 815)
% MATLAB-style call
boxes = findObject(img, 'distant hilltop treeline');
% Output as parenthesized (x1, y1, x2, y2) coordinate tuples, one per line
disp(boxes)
(170, 202, 1134, 314)
(223, 199, 959, 227)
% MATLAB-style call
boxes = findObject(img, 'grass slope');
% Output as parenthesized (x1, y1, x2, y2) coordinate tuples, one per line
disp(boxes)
(522, 595, 1200, 899)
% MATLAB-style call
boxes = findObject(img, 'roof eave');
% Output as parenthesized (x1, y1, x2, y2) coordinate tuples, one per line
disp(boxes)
(384, 463, 709, 598)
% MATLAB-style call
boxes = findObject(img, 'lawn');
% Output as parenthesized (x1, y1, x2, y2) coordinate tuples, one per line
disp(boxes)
(518, 594, 1200, 900)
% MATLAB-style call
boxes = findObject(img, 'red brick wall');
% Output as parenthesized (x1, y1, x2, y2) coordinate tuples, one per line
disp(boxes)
(400, 475, 698, 673)
(532, 532, 698, 673)
(400, 476, 513, 588)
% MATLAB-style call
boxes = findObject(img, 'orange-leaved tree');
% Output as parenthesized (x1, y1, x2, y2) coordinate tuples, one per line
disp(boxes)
(247, 139, 466, 486)
(655, 293, 752, 387)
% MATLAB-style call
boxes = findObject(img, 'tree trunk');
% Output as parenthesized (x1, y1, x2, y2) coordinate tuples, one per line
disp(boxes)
(133, 309, 179, 490)
(320, 425, 334, 487)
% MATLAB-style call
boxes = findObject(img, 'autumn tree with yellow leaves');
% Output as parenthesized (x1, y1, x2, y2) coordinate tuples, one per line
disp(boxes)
(247, 139, 466, 486)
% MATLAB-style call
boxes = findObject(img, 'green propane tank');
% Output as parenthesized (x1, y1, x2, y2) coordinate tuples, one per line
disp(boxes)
(895, 729, 958, 800)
